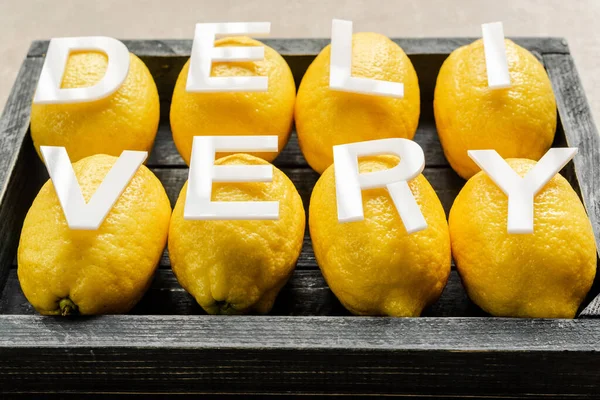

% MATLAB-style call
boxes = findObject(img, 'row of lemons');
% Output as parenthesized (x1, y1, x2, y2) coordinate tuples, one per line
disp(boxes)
(18, 34, 595, 319)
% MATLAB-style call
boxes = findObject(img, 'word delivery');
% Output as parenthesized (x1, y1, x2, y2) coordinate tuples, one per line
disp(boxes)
(32, 20, 577, 235)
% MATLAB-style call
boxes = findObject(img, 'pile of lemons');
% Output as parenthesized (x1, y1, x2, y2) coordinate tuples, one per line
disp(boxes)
(19, 33, 595, 319)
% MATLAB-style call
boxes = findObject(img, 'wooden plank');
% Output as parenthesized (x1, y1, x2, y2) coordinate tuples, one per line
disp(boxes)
(147, 123, 312, 168)
(1, 348, 598, 399)
(544, 54, 600, 249)
(146, 115, 448, 168)
(151, 166, 461, 214)
(1, 316, 600, 396)
(544, 54, 600, 317)
(0, 268, 475, 317)
(153, 166, 318, 211)
(0, 58, 42, 195)
(27, 37, 570, 58)
(0, 58, 44, 293)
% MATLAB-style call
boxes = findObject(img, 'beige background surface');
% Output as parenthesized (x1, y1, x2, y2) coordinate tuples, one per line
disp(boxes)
(1, 0, 599, 124)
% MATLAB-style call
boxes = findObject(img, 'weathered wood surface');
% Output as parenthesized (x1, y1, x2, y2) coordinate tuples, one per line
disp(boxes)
(544, 54, 600, 255)
(1, 316, 600, 397)
(147, 119, 449, 168)
(153, 162, 462, 214)
(27, 37, 570, 58)
(1, 313, 598, 350)
(0, 58, 43, 296)
(544, 54, 600, 317)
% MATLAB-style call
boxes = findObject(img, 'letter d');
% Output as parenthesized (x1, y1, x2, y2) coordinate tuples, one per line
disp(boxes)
(33, 36, 130, 104)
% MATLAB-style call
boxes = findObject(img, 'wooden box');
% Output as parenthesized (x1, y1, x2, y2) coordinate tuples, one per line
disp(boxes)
(1, 38, 600, 398)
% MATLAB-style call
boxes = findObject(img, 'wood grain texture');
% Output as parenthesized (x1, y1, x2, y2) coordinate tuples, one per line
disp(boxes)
(545, 54, 600, 253)
(147, 119, 449, 168)
(1, 317, 600, 397)
(1, 314, 598, 350)
(27, 37, 570, 58)
(152, 166, 461, 214)
(0, 58, 43, 295)
(545, 54, 600, 318)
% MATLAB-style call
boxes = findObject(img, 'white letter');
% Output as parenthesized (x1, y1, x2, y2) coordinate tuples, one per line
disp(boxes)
(33, 37, 130, 104)
(333, 138, 426, 233)
(468, 148, 578, 234)
(482, 22, 511, 89)
(329, 19, 404, 98)
(184, 136, 279, 220)
(187, 22, 270, 92)
(40, 147, 147, 230)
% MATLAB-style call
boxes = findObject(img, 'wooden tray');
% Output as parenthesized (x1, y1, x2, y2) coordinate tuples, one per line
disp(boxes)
(1, 38, 599, 398)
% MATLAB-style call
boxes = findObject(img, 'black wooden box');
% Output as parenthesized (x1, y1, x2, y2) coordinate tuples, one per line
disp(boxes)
(1, 38, 600, 398)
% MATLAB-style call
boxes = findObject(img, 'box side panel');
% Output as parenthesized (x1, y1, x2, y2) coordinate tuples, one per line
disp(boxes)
(0, 316, 600, 396)
(0, 58, 44, 292)
(27, 37, 571, 58)
(544, 54, 600, 317)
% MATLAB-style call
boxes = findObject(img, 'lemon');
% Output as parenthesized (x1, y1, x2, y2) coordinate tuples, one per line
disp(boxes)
(309, 156, 451, 317)
(18, 154, 171, 316)
(31, 52, 160, 163)
(449, 158, 596, 318)
(170, 37, 296, 165)
(295, 33, 420, 174)
(434, 39, 557, 179)
(168, 154, 305, 314)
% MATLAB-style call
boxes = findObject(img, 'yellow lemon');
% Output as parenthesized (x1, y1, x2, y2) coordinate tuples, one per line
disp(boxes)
(168, 154, 305, 314)
(170, 37, 296, 165)
(309, 156, 451, 317)
(18, 154, 171, 315)
(434, 39, 557, 179)
(295, 33, 420, 174)
(449, 158, 596, 318)
(31, 52, 160, 163)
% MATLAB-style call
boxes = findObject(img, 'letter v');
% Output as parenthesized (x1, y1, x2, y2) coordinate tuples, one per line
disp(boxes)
(40, 146, 147, 230)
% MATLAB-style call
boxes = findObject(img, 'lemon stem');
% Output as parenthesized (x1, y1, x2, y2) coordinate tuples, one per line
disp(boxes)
(59, 298, 78, 316)
(214, 300, 234, 314)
